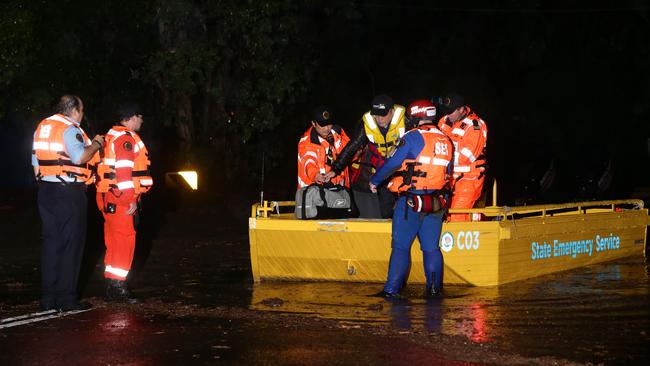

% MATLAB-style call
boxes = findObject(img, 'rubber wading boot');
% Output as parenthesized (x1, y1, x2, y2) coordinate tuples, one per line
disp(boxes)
(106, 279, 140, 304)
(426, 272, 442, 298)
(369, 290, 407, 300)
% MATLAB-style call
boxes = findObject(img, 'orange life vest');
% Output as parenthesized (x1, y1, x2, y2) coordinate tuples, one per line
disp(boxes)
(96, 126, 153, 193)
(387, 125, 452, 193)
(32, 114, 94, 183)
(297, 126, 349, 188)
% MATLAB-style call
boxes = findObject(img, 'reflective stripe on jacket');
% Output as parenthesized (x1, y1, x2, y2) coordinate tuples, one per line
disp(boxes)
(438, 107, 487, 179)
(96, 125, 153, 194)
(388, 125, 452, 193)
(297, 125, 350, 188)
(33, 114, 94, 183)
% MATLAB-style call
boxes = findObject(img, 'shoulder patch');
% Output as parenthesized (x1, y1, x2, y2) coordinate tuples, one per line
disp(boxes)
(123, 141, 133, 151)
(473, 119, 480, 130)
(75, 133, 84, 142)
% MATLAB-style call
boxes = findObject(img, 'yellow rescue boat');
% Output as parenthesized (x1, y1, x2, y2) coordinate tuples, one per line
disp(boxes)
(249, 184, 649, 286)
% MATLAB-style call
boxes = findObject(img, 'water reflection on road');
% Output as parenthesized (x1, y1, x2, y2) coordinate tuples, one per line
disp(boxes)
(251, 256, 650, 364)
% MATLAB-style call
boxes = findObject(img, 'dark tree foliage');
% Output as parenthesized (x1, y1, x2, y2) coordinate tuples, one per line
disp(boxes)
(2, 1, 649, 205)
(0, 0, 359, 201)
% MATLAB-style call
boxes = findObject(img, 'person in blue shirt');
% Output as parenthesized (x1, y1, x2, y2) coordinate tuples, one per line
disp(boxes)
(32, 95, 104, 311)
(369, 100, 453, 298)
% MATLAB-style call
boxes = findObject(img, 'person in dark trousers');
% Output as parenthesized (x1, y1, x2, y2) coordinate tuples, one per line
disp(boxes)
(369, 99, 452, 298)
(32, 95, 105, 311)
(325, 94, 407, 218)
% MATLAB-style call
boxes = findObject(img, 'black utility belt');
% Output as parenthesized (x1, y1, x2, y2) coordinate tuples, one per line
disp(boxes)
(38, 181, 86, 187)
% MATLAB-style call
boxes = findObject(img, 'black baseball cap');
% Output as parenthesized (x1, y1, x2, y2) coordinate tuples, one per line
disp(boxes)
(371, 94, 394, 116)
(312, 106, 334, 126)
(117, 102, 144, 121)
(437, 93, 464, 115)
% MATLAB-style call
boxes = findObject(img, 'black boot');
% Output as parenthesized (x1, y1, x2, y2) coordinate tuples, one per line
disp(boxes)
(106, 279, 140, 304)
(105, 279, 119, 302)
(369, 290, 406, 300)
(59, 301, 92, 312)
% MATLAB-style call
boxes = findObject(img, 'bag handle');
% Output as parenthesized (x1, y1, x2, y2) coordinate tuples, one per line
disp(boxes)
(322, 181, 345, 193)
(318, 185, 328, 208)
(301, 185, 310, 219)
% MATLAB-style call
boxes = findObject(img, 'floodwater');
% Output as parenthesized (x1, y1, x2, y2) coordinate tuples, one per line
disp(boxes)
(1, 196, 649, 365)
(250, 256, 650, 364)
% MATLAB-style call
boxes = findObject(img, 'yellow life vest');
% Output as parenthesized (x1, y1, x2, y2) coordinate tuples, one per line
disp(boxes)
(362, 104, 406, 157)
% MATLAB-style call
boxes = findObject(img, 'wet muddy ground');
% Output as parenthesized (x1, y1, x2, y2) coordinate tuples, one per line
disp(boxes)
(1, 192, 649, 365)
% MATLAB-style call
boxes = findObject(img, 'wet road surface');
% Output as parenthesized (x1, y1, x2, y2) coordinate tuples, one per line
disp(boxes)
(1, 306, 478, 365)
(1, 197, 649, 365)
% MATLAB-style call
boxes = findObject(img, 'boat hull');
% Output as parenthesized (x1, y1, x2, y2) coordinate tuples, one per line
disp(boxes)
(249, 201, 649, 286)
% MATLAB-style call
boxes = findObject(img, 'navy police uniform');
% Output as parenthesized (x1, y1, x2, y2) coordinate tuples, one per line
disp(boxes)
(32, 114, 95, 310)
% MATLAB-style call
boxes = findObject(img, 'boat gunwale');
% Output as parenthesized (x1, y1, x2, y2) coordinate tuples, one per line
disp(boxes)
(252, 199, 647, 222)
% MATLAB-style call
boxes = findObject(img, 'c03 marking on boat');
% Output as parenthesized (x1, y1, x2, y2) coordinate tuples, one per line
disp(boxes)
(456, 231, 480, 250)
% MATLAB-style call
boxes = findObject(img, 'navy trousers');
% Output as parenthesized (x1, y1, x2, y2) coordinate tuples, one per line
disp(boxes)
(37, 182, 87, 308)
(383, 196, 444, 294)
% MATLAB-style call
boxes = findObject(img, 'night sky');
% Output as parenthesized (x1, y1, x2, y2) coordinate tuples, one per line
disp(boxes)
(2, 1, 649, 206)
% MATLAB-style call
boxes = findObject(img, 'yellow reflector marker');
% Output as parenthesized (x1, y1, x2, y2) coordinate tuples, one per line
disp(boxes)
(177, 171, 198, 190)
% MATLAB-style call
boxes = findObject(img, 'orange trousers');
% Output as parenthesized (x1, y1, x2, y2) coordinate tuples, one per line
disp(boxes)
(447, 176, 484, 222)
(96, 192, 136, 280)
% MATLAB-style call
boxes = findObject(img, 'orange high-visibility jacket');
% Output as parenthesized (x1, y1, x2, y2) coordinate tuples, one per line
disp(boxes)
(438, 107, 487, 179)
(32, 114, 95, 183)
(297, 125, 350, 188)
(388, 125, 453, 193)
(96, 126, 153, 197)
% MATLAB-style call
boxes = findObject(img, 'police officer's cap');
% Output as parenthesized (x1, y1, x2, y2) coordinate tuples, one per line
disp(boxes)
(312, 106, 334, 126)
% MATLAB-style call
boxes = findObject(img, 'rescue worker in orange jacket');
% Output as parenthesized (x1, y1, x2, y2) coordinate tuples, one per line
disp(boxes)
(436, 93, 488, 222)
(32, 95, 104, 311)
(95, 102, 153, 303)
(297, 107, 350, 188)
(325, 94, 407, 218)
(369, 100, 453, 298)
